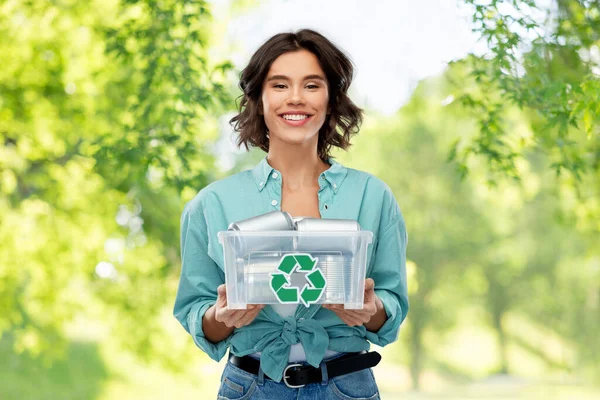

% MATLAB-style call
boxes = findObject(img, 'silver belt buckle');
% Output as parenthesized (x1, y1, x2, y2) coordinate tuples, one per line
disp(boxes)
(283, 363, 305, 388)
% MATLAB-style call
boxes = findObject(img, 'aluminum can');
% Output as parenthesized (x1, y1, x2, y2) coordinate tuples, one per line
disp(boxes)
(294, 218, 361, 231)
(293, 219, 361, 254)
(228, 211, 294, 231)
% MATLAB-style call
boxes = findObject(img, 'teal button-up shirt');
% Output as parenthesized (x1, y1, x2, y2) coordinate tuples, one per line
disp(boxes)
(173, 156, 408, 382)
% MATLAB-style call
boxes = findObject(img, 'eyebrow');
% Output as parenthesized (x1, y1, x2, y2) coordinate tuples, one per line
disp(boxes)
(266, 74, 327, 83)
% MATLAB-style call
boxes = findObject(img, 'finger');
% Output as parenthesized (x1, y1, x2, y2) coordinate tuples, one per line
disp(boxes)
(330, 309, 365, 327)
(217, 284, 226, 298)
(235, 305, 264, 328)
(342, 309, 373, 323)
(339, 314, 364, 327)
(234, 307, 263, 328)
(218, 303, 258, 324)
(215, 296, 226, 309)
(364, 288, 375, 303)
(357, 300, 378, 315)
(217, 308, 245, 327)
(364, 280, 376, 303)
(325, 304, 371, 325)
(215, 285, 228, 308)
(327, 306, 361, 319)
(328, 304, 374, 316)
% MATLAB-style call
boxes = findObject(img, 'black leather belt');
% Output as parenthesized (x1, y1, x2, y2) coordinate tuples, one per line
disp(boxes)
(229, 351, 381, 388)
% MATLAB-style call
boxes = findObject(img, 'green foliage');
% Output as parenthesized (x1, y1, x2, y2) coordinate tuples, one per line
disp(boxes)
(0, 334, 108, 400)
(0, 0, 231, 367)
(93, 0, 232, 194)
(453, 0, 599, 183)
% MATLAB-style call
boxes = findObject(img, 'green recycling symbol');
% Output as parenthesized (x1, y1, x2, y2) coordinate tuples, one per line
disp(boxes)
(270, 253, 327, 307)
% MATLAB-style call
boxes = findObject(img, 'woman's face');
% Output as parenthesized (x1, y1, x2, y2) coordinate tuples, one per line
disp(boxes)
(261, 49, 330, 148)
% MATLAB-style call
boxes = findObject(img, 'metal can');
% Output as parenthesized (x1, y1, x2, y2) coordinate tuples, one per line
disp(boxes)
(228, 211, 295, 231)
(293, 218, 361, 254)
(294, 218, 361, 231)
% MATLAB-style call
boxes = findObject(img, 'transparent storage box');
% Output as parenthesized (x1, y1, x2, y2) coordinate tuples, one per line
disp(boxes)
(217, 231, 373, 310)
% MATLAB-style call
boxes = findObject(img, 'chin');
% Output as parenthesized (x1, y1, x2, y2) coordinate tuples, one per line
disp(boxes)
(274, 131, 316, 145)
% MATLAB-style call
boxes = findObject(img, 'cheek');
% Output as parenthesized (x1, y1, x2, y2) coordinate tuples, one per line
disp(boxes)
(261, 91, 272, 113)
(262, 95, 282, 116)
(315, 93, 329, 113)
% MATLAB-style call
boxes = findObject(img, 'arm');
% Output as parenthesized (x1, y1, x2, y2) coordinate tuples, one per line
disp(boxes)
(324, 191, 408, 339)
(365, 210, 409, 345)
(202, 300, 235, 343)
(364, 291, 386, 332)
(173, 203, 231, 360)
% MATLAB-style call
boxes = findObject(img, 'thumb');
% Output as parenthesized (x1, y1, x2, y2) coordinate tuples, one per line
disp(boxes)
(364, 278, 375, 292)
(217, 284, 226, 298)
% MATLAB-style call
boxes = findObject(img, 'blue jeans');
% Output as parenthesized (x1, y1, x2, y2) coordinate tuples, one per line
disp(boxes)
(216, 353, 381, 400)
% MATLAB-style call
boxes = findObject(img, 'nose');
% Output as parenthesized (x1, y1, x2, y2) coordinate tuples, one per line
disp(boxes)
(287, 85, 305, 105)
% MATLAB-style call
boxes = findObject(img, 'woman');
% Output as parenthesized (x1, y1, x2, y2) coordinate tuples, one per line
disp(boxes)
(174, 29, 408, 399)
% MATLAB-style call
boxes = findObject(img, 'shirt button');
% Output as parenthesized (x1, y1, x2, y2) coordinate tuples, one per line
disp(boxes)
(333, 183, 337, 189)
(272, 173, 278, 179)
(259, 181, 264, 186)
(271, 200, 278, 206)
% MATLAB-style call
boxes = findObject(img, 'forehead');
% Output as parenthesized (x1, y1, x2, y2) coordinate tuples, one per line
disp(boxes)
(267, 49, 326, 79)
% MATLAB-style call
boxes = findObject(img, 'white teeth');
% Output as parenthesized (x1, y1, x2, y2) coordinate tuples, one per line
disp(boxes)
(282, 114, 309, 121)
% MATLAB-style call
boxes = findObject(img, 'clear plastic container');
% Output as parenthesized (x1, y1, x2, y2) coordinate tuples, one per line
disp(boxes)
(217, 231, 373, 310)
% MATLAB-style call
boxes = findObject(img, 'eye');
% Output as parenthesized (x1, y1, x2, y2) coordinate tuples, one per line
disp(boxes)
(273, 84, 287, 89)
(306, 84, 319, 89)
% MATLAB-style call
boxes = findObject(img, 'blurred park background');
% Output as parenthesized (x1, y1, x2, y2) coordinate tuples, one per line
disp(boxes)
(1, 0, 599, 398)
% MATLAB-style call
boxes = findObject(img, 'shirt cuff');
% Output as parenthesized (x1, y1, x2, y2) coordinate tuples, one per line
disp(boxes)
(365, 289, 403, 346)
(188, 300, 230, 361)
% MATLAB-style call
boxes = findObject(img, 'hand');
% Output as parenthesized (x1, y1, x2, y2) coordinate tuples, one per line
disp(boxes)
(214, 284, 265, 328)
(323, 278, 384, 328)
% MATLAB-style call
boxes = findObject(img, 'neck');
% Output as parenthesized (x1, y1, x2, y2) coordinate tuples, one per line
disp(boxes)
(266, 139, 330, 190)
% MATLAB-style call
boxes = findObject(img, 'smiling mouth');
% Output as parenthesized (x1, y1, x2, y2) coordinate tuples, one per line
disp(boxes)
(279, 114, 313, 121)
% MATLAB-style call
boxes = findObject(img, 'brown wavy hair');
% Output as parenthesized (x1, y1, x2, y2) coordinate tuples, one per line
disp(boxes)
(229, 29, 363, 161)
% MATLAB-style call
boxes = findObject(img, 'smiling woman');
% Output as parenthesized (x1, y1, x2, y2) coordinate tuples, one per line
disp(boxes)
(173, 28, 409, 400)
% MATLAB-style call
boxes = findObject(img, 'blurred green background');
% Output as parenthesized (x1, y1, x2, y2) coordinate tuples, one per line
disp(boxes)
(1, 0, 599, 399)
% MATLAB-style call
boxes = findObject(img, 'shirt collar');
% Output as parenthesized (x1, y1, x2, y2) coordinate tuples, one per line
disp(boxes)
(252, 156, 347, 194)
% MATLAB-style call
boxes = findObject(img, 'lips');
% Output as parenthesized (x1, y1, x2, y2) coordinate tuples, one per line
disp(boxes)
(279, 113, 313, 117)
(279, 114, 313, 126)
(279, 111, 312, 115)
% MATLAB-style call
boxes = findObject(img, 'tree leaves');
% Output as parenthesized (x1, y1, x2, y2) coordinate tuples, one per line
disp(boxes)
(459, 0, 599, 184)
(0, 0, 231, 367)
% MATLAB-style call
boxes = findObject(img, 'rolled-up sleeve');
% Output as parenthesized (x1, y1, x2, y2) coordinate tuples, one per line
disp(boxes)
(173, 203, 229, 361)
(365, 208, 409, 346)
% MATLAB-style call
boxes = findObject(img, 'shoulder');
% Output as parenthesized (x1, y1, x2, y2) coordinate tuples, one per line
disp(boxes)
(345, 167, 397, 202)
(344, 166, 404, 230)
(182, 170, 255, 220)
